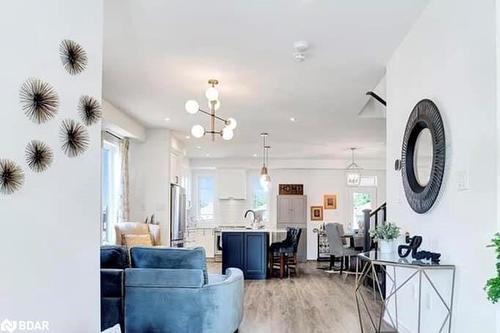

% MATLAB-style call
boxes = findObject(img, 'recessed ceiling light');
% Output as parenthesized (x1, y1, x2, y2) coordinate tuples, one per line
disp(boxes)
(185, 135, 191, 139)
(253, 153, 257, 157)
(164, 117, 171, 122)
(205, 153, 210, 157)
(196, 146, 202, 150)
(290, 117, 296, 122)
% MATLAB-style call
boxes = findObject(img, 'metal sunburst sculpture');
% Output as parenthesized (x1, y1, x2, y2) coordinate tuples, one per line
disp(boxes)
(19, 78, 59, 124)
(60, 119, 90, 157)
(0, 159, 25, 195)
(25, 140, 54, 173)
(78, 95, 102, 126)
(59, 39, 88, 75)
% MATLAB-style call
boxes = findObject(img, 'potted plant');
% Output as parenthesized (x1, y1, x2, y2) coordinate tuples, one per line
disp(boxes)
(485, 233, 500, 303)
(370, 222, 401, 253)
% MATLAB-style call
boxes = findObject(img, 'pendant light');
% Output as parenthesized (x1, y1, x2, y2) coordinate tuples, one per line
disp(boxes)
(259, 133, 272, 191)
(346, 147, 362, 186)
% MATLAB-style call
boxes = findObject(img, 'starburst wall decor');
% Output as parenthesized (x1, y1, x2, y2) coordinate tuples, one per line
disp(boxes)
(25, 140, 53, 173)
(0, 159, 25, 195)
(78, 95, 101, 126)
(60, 119, 89, 157)
(59, 39, 88, 75)
(19, 78, 59, 124)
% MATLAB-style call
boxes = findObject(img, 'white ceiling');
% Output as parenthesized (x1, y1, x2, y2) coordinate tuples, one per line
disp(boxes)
(103, 0, 428, 160)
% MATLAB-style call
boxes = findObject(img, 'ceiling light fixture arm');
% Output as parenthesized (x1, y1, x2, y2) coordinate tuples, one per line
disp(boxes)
(197, 108, 229, 124)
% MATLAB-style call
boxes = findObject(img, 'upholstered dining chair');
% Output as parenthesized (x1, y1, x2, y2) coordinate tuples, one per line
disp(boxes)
(115, 222, 161, 246)
(324, 223, 360, 276)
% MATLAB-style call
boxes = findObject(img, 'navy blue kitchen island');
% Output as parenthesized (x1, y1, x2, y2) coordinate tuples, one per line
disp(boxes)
(221, 230, 270, 280)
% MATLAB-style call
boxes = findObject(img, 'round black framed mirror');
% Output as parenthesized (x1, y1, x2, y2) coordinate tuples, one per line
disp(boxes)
(401, 99, 445, 214)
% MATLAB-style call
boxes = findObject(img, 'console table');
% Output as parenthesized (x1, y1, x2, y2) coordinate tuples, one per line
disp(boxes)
(355, 251, 456, 333)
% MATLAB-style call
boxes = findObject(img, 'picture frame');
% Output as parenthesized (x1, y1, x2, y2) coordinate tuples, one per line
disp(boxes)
(279, 184, 304, 195)
(311, 206, 323, 221)
(323, 194, 337, 210)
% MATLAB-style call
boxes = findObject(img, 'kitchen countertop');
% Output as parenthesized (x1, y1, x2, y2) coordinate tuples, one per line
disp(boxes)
(219, 228, 287, 233)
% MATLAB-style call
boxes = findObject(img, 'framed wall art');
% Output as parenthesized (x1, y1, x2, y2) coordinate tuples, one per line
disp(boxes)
(311, 206, 323, 221)
(323, 194, 337, 210)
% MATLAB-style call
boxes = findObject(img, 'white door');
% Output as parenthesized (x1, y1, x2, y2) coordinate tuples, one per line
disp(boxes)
(347, 187, 377, 231)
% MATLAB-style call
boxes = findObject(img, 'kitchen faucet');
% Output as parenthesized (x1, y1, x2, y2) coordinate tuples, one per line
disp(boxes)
(244, 209, 256, 222)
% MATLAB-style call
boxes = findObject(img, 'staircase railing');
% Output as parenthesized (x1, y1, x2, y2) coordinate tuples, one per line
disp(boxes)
(362, 202, 387, 251)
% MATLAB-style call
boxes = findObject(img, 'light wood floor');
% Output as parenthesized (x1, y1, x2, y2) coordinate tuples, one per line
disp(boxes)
(208, 261, 385, 333)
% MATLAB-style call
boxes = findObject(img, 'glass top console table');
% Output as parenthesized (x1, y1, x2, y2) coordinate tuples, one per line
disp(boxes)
(355, 251, 456, 333)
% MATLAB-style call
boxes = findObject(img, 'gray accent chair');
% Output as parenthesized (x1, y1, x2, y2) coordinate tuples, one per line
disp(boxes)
(325, 223, 360, 275)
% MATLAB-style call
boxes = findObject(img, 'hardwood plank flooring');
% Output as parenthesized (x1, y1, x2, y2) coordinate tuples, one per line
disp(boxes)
(208, 261, 386, 333)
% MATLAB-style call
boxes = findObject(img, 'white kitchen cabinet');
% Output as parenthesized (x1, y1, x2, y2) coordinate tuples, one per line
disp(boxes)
(170, 151, 181, 184)
(277, 195, 307, 224)
(186, 228, 215, 258)
(217, 169, 246, 200)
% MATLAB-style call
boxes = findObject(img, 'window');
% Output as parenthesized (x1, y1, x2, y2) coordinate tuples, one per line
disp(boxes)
(197, 175, 215, 221)
(349, 188, 376, 230)
(359, 175, 378, 187)
(101, 135, 121, 244)
(251, 175, 269, 221)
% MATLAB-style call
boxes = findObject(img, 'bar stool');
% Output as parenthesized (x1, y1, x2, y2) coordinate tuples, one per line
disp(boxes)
(269, 228, 301, 278)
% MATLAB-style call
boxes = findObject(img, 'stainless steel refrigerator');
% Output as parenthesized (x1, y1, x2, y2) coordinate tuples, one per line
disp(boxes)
(170, 183, 186, 247)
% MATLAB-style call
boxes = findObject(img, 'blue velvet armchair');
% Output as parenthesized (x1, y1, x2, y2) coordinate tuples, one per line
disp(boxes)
(124, 247, 244, 333)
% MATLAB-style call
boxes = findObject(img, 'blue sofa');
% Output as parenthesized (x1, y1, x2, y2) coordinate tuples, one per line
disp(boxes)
(101, 245, 128, 331)
(100, 246, 244, 333)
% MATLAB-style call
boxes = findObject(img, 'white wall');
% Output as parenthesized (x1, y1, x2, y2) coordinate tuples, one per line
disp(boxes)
(102, 100, 146, 141)
(129, 129, 171, 244)
(191, 159, 386, 260)
(0, 1, 102, 331)
(386, 0, 497, 331)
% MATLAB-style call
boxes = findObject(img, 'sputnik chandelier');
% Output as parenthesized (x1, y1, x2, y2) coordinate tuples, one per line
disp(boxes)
(185, 79, 237, 141)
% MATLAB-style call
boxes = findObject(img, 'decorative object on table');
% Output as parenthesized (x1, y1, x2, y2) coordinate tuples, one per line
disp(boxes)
(144, 214, 157, 225)
(20, 78, 59, 124)
(259, 133, 271, 191)
(323, 194, 337, 210)
(398, 234, 423, 258)
(59, 39, 88, 75)
(398, 234, 441, 263)
(59, 119, 89, 157)
(400, 99, 445, 214)
(345, 147, 362, 186)
(485, 233, 500, 303)
(370, 222, 400, 253)
(0, 159, 25, 195)
(310, 206, 323, 221)
(185, 79, 237, 141)
(78, 95, 102, 126)
(25, 140, 53, 172)
(279, 184, 303, 195)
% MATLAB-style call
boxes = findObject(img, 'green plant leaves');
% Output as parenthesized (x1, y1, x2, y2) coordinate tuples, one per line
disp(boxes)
(485, 233, 500, 303)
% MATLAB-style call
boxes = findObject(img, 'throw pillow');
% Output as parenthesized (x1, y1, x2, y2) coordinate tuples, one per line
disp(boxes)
(122, 234, 153, 248)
